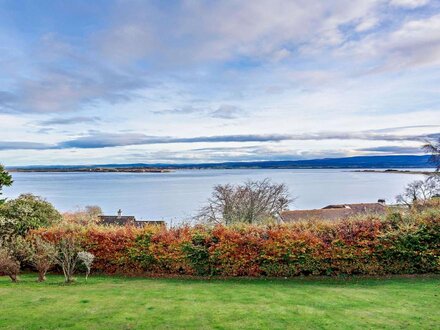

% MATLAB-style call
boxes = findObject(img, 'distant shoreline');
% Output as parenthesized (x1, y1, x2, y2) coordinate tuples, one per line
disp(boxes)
(9, 167, 437, 174)
(7, 155, 435, 173)
(353, 169, 437, 175)
(10, 167, 173, 173)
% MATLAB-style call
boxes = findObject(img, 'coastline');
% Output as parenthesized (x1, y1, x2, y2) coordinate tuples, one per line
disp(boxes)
(10, 167, 173, 173)
(353, 169, 437, 175)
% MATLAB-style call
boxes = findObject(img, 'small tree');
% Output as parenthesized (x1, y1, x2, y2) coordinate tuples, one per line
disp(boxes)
(197, 179, 291, 225)
(62, 205, 102, 226)
(396, 175, 440, 207)
(0, 164, 13, 205)
(78, 251, 94, 280)
(424, 138, 440, 171)
(0, 194, 62, 236)
(0, 247, 20, 282)
(18, 236, 57, 282)
(55, 236, 81, 283)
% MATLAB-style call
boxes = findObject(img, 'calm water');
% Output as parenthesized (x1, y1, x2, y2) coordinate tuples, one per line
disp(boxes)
(3, 169, 428, 224)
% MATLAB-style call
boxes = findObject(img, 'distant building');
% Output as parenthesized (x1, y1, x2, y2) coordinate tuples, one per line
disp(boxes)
(280, 201, 387, 222)
(99, 209, 165, 227)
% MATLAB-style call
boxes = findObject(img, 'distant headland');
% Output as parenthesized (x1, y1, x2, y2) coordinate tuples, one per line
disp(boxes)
(8, 155, 435, 172)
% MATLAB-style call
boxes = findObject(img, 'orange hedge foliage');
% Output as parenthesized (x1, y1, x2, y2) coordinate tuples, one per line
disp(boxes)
(31, 210, 440, 277)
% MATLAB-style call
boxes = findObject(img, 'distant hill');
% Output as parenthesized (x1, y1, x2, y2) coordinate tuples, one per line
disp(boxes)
(9, 155, 435, 171)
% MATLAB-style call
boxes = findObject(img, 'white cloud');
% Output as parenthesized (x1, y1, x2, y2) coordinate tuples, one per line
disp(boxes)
(341, 13, 440, 71)
(389, 0, 430, 9)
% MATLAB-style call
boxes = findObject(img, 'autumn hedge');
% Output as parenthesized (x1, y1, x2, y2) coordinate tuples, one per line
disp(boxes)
(31, 210, 440, 277)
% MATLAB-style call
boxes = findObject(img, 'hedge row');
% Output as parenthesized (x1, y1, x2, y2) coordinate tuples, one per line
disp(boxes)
(32, 210, 440, 277)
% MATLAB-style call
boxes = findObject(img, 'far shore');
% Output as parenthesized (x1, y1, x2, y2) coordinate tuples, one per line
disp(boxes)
(353, 169, 437, 175)
(10, 167, 174, 173)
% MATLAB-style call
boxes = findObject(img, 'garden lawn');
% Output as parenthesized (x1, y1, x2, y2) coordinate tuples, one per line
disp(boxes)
(0, 274, 439, 330)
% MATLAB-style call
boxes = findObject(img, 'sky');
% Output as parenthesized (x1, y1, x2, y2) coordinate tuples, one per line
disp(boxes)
(0, 0, 439, 166)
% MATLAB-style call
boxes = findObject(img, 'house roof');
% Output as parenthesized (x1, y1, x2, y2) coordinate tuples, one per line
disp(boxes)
(99, 215, 136, 226)
(280, 203, 386, 222)
(323, 203, 386, 213)
(98, 215, 166, 227)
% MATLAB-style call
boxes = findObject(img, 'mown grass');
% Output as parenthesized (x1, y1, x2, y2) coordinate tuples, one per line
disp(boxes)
(0, 274, 439, 329)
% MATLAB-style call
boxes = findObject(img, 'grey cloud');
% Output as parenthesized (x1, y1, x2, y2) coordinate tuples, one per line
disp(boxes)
(1, 34, 150, 114)
(154, 106, 204, 115)
(2, 129, 438, 151)
(40, 116, 101, 125)
(154, 104, 246, 119)
(368, 125, 440, 133)
(6, 130, 436, 151)
(0, 142, 54, 151)
(357, 146, 426, 154)
(210, 105, 246, 119)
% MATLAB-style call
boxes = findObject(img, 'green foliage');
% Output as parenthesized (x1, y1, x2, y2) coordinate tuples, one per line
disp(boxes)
(182, 232, 212, 276)
(0, 194, 61, 237)
(128, 232, 155, 270)
(0, 164, 13, 205)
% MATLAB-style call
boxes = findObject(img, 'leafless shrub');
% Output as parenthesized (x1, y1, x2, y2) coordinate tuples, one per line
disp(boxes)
(0, 247, 20, 282)
(78, 251, 94, 280)
(396, 175, 440, 208)
(55, 236, 81, 283)
(196, 179, 291, 225)
(423, 138, 440, 171)
(61, 205, 103, 226)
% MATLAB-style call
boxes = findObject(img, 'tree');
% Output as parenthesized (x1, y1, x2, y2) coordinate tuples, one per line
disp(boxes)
(62, 205, 103, 226)
(0, 194, 62, 236)
(0, 164, 13, 205)
(17, 236, 57, 282)
(396, 176, 440, 207)
(55, 236, 81, 283)
(197, 179, 291, 225)
(424, 138, 440, 171)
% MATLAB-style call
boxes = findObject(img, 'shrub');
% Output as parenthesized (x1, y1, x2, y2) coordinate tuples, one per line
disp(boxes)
(55, 236, 82, 283)
(0, 194, 62, 236)
(78, 251, 95, 280)
(17, 236, 57, 282)
(0, 247, 20, 282)
(31, 208, 440, 277)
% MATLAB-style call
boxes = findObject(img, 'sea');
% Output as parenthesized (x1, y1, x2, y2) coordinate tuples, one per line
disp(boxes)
(3, 169, 430, 225)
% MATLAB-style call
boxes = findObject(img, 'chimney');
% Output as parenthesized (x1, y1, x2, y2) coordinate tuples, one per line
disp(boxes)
(117, 209, 122, 218)
(377, 199, 386, 205)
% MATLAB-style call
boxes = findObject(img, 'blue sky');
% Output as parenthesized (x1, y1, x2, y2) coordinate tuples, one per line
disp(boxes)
(0, 0, 439, 165)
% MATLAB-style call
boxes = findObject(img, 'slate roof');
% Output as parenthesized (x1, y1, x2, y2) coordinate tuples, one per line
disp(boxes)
(99, 216, 165, 227)
(280, 203, 386, 222)
(99, 215, 136, 226)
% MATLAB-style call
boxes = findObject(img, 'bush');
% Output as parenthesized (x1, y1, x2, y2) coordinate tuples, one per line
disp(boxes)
(78, 251, 95, 280)
(0, 194, 62, 237)
(17, 236, 57, 282)
(55, 235, 82, 283)
(0, 247, 20, 282)
(31, 208, 440, 277)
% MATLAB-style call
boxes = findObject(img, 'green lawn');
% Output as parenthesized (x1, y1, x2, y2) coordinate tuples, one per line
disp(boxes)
(0, 274, 439, 329)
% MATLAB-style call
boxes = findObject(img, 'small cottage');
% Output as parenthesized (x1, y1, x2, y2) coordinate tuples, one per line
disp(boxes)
(99, 209, 165, 227)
